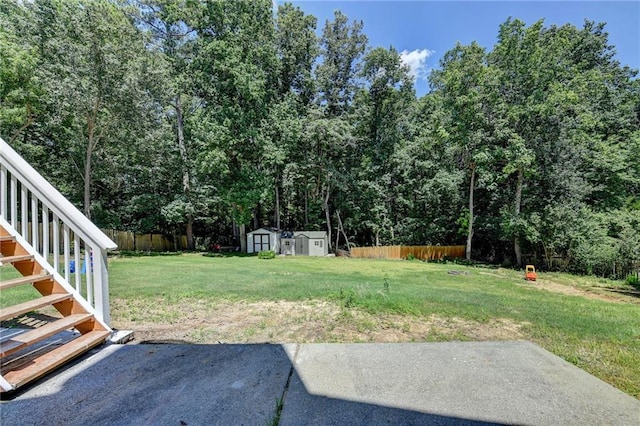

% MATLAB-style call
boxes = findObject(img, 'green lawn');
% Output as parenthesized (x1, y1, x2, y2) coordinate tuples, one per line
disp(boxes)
(2, 253, 639, 398)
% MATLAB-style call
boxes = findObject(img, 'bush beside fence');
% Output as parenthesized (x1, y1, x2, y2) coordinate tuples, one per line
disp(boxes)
(351, 245, 466, 261)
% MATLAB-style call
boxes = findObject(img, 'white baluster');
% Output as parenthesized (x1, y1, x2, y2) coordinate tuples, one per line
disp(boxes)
(10, 175, 17, 228)
(42, 205, 49, 262)
(85, 247, 93, 306)
(21, 184, 27, 237)
(64, 224, 70, 281)
(52, 212, 59, 273)
(74, 234, 81, 293)
(31, 195, 38, 250)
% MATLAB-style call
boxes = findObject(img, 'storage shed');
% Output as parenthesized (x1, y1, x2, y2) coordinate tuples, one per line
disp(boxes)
(246, 227, 280, 254)
(294, 231, 329, 257)
(280, 231, 296, 256)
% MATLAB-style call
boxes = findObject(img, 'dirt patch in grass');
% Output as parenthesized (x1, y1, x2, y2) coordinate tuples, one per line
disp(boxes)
(532, 278, 621, 302)
(111, 298, 528, 344)
(479, 270, 638, 304)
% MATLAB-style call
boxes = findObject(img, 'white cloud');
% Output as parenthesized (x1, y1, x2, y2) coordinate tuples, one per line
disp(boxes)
(400, 49, 434, 81)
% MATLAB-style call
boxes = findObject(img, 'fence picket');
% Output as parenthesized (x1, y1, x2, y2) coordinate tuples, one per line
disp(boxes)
(351, 245, 466, 261)
(100, 229, 189, 251)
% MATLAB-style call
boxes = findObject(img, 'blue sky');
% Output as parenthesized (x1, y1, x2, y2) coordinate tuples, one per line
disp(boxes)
(282, 1, 640, 96)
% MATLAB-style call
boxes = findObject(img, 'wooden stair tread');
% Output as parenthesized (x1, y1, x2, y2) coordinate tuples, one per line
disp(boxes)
(0, 314, 94, 358)
(0, 293, 72, 321)
(0, 274, 53, 291)
(0, 225, 113, 392)
(1, 330, 110, 390)
(0, 254, 34, 266)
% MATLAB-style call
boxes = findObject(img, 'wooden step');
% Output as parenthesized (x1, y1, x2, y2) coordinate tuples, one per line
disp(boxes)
(0, 314, 94, 358)
(0, 274, 53, 291)
(1, 329, 110, 391)
(0, 293, 72, 321)
(0, 254, 34, 266)
(0, 235, 15, 242)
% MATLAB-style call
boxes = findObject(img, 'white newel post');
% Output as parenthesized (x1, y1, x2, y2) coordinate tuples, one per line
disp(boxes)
(93, 247, 110, 325)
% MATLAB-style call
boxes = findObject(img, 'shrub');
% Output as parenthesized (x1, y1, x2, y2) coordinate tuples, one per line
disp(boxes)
(626, 274, 639, 290)
(406, 253, 416, 261)
(258, 250, 276, 260)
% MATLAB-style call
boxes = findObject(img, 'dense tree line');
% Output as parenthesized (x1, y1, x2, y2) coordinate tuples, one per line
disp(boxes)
(1, 0, 639, 277)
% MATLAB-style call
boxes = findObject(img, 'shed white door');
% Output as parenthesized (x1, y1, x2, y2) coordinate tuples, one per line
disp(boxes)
(281, 239, 295, 255)
(309, 239, 325, 256)
(295, 238, 306, 256)
(253, 234, 270, 252)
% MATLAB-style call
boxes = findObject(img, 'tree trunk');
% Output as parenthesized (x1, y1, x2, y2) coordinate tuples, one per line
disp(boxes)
(254, 204, 260, 230)
(304, 184, 309, 228)
(275, 181, 280, 230)
(514, 166, 523, 267)
(84, 138, 93, 219)
(9, 104, 33, 145)
(175, 95, 194, 250)
(84, 112, 97, 219)
(185, 220, 193, 251)
(323, 178, 332, 252)
(239, 223, 247, 253)
(324, 202, 332, 252)
(466, 165, 476, 261)
(336, 210, 350, 251)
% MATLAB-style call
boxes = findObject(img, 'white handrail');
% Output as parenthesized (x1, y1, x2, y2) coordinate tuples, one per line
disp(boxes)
(0, 136, 115, 326)
(0, 138, 116, 250)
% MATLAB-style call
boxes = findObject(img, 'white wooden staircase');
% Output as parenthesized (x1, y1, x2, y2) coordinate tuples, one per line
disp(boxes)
(0, 137, 116, 392)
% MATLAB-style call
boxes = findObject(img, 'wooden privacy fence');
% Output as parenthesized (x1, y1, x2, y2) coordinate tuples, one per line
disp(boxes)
(10, 223, 188, 252)
(101, 229, 188, 252)
(351, 245, 466, 261)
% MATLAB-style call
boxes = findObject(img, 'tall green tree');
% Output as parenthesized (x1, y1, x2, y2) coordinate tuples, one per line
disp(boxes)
(275, 2, 318, 104)
(192, 0, 277, 250)
(353, 46, 415, 245)
(30, 0, 151, 219)
(430, 42, 496, 260)
(134, 0, 203, 249)
(316, 10, 367, 117)
(309, 10, 367, 248)
(490, 19, 640, 267)
(265, 3, 319, 230)
(0, 1, 42, 146)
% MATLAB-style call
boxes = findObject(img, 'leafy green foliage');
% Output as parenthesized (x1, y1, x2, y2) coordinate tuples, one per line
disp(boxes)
(258, 250, 276, 259)
(1, 3, 638, 278)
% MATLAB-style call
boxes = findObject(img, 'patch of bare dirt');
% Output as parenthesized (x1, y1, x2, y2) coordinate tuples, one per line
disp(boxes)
(532, 278, 623, 302)
(479, 271, 638, 304)
(111, 298, 528, 344)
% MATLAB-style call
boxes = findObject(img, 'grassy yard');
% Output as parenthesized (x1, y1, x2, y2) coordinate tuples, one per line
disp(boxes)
(2, 253, 639, 398)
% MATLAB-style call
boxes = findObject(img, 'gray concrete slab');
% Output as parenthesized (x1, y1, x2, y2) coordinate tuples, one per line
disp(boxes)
(1, 344, 291, 426)
(1, 341, 639, 426)
(280, 341, 640, 425)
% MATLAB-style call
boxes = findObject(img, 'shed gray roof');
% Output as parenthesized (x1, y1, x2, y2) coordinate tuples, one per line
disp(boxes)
(294, 231, 327, 239)
(247, 227, 279, 235)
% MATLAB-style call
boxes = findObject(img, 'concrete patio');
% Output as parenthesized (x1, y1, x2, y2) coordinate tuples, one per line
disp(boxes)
(2, 341, 639, 425)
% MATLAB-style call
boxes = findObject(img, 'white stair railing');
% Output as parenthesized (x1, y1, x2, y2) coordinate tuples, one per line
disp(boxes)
(0, 137, 116, 326)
